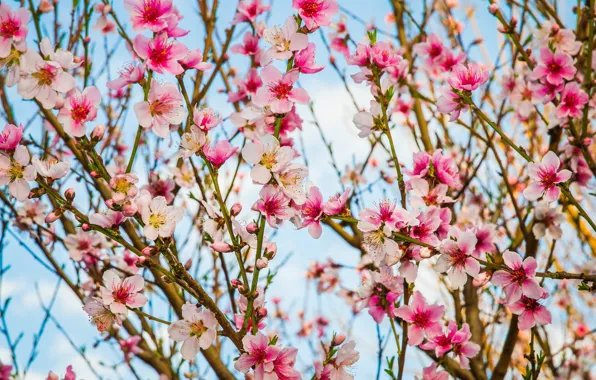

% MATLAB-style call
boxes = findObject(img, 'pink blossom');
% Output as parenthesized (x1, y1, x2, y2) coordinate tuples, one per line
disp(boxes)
(252, 185, 295, 228)
(294, 43, 325, 74)
(83, 297, 122, 332)
(0, 362, 12, 380)
(119, 336, 142, 360)
(58, 86, 101, 137)
(0, 123, 23, 150)
(322, 188, 350, 216)
(394, 291, 444, 346)
(359, 267, 404, 323)
(140, 195, 183, 240)
(64, 231, 105, 263)
(532, 201, 564, 239)
(133, 33, 188, 75)
(413, 34, 444, 69)
(352, 100, 381, 137)
(179, 49, 213, 71)
(508, 289, 552, 330)
(523, 151, 571, 202)
(532, 48, 576, 85)
(168, 302, 217, 360)
(90, 210, 126, 229)
(301, 186, 324, 238)
(203, 140, 238, 167)
(447, 63, 489, 91)
(0, 145, 36, 201)
(254, 66, 309, 114)
(262, 17, 308, 63)
(143, 173, 176, 203)
(555, 82, 588, 119)
(231, 32, 261, 56)
(107, 62, 145, 90)
(0, 4, 30, 58)
(242, 134, 295, 184)
(436, 87, 469, 121)
(234, 333, 281, 378)
(292, 0, 338, 30)
(109, 173, 139, 204)
(370, 41, 401, 69)
(192, 107, 221, 132)
(422, 363, 449, 380)
(124, 0, 173, 32)
(99, 270, 148, 315)
(32, 156, 69, 179)
(436, 228, 479, 289)
(421, 322, 480, 369)
(134, 79, 187, 138)
(232, 0, 271, 24)
(328, 340, 359, 379)
(491, 250, 542, 304)
(228, 68, 263, 103)
(46, 365, 76, 380)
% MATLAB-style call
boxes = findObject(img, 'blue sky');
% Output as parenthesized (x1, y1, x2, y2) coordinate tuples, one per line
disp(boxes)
(1, 0, 573, 379)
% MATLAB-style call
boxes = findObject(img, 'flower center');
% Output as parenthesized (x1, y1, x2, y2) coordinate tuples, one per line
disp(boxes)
(271, 82, 293, 99)
(149, 213, 166, 228)
(32, 66, 57, 87)
(301, 1, 322, 17)
(8, 161, 24, 180)
(0, 19, 19, 38)
(112, 286, 131, 304)
(190, 320, 207, 337)
(114, 178, 133, 194)
(141, 0, 162, 23)
(71, 104, 90, 123)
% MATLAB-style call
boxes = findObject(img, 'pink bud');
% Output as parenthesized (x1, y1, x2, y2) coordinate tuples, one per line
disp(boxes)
(137, 256, 147, 265)
(265, 242, 277, 259)
(488, 4, 498, 14)
(246, 222, 258, 234)
(231, 279, 241, 288)
(45, 209, 63, 224)
(38, 0, 54, 13)
(142, 246, 157, 256)
(64, 188, 75, 201)
(91, 171, 99, 178)
(81, 223, 91, 231)
(230, 202, 242, 216)
(210, 242, 233, 253)
(256, 257, 269, 270)
(257, 307, 268, 318)
(184, 258, 192, 270)
(104, 199, 115, 209)
(332, 334, 346, 346)
(91, 124, 106, 141)
(122, 203, 138, 217)
(83, 36, 91, 44)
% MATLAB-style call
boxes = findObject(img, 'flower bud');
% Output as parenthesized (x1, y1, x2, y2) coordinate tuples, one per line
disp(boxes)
(256, 257, 269, 270)
(137, 256, 147, 265)
(332, 334, 346, 346)
(488, 4, 498, 14)
(38, 0, 54, 13)
(81, 223, 91, 231)
(257, 307, 268, 318)
(231, 279, 241, 288)
(104, 199, 115, 209)
(184, 258, 192, 270)
(246, 222, 258, 234)
(91, 124, 106, 142)
(142, 246, 157, 256)
(64, 188, 75, 202)
(230, 202, 242, 216)
(265, 242, 277, 260)
(90, 171, 99, 178)
(45, 209, 63, 224)
(122, 202, 138, 217)
(210, 242, 233, 253)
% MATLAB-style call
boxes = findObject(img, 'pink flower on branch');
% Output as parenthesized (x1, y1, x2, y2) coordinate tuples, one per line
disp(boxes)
(491, 250, 542, 304)
(252, 185, 295, 228)
(134, 79, 187, 138)
(522, 151, 571, 202)
(124, 0, 173, 32)
(254, 66, 310, 114)
(100, 270, 148, 315)
(0, 4, 30, 58)
(168, 302, 217, 360)
(508, 289, 553, 330)
(133, 33, 188, 75)
(292, 0, 339, 30)
(531, 48, 576, 85)
(0, 123, 23, 150)
(58, 86, 101, 137)
(394, 291, 444, 346)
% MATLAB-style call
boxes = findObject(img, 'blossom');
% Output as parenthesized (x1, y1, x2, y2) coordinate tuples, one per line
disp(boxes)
(107, 62, 145, 90)
(252, 185, 295, 228)
(58, 86, 101, 137)
(133, 33, 188, 75)
(143, 173, 176, 203)
(99, 270, 147, 315)
(447, 63, 489, 91)
(124, 0, 173, 32)
(140, 195, 184, 240)
(232, 0, 271, 24)
(300, 185, 324, 238)
(83, 297, 122, 332)
(532, 48, 576, 85)
(192, 107, 221, 132)
(179, 49, 212, 71)
(509, 289, 552, 330)
(230, 32, 262, 57)
(168, 302, 217, 360)
(328, 340, 359, 379)
(254, 66, 309, 114)
(134, 79, 187, 138)
(555, 82, 588, 119)
(436, 228, 479, 289)
(370, 41, 401, 69)
(17, 39, 76, 109)
(64, 231, 105, 262)
(90, 209, 125, 229)
(109, 173, 139, 204)
(32, 156, 69, 179)
(46, 365, 76, 380)
(262, 17, 308, 62)
(491, 251, 542, 304)
(420, 322, 480, 369)
(0, 145, 36, 201)
(532, 201, 564, 239)
(322, 188, 350, 216)
(394, 291, 444, 346)
(15, 200, 47, 228)
(292, 0, 338, 30)
(119, 336, 142, 360)
(242, 134, 295, 184)
(422, 363, 449, 380)
(203, 140, 238, 167)
(234, 333, 281, 378)
(170, 161, 195, 188)
(359, 267, 404, 323)
(0, 4, 30, 58)
(523, 151, 571, 202)
(294, 43, 325, 74)
(228, 68, 263, 103)
(413, 34, 444, 68)
(179, 125, 206, 158)
(0, 123, 23, 150)
(436, 87, 469, 121)
(352, 100, 381, 137)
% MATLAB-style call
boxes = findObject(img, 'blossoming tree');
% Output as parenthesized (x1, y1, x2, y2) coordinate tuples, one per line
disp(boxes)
(0, 0, 595, 379)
